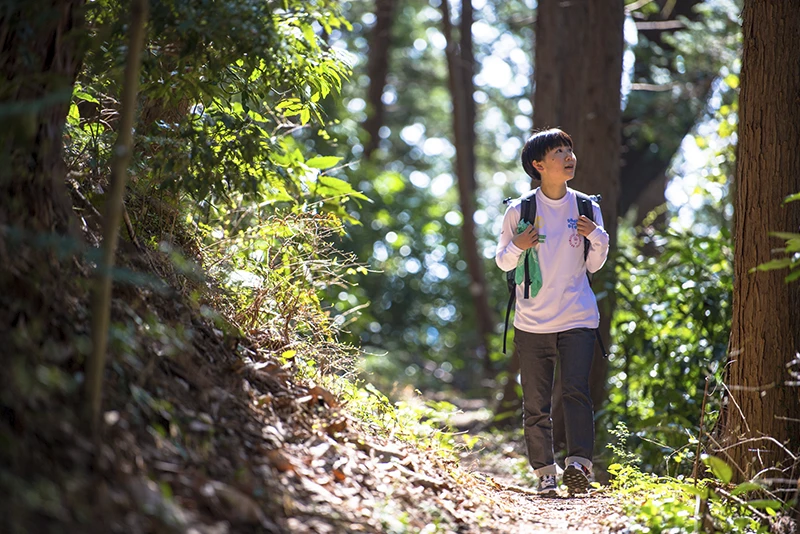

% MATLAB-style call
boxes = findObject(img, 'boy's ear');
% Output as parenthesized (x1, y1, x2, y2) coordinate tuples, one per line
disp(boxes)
(532, 159, 545, 172)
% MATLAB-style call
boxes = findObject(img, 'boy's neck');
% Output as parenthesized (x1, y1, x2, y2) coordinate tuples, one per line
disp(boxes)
(538, 178, 568, 200)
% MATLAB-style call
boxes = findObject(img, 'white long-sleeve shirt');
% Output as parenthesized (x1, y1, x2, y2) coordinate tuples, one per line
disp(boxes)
(495, 187, 610, 334)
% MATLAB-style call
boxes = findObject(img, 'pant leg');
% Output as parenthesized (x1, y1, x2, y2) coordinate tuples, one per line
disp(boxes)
(556, 327, 596, 467)
(515, 328, 558, 475)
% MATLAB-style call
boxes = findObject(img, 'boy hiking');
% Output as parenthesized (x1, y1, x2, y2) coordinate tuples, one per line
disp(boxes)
(495, 129, 609, 496)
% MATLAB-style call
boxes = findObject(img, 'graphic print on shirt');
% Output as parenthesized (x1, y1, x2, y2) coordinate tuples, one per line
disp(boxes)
(534, 215, 546, 243)
(567, 217, 581, 248)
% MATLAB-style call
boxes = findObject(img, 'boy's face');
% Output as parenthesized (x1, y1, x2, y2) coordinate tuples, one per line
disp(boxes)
(533, 144, 577, 183)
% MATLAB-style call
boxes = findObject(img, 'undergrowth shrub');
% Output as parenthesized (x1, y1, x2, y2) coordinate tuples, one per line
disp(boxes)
(190, 205, 463, 454)
(192, 209, 363, 377)
(608, 423, 791, 533)
(604, 220, 732, 474)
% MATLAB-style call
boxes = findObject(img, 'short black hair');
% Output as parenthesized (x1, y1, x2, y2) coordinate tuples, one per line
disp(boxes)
(520, 128, 573, 180)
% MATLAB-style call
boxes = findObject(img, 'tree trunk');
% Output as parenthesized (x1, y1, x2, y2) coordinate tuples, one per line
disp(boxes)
(0, 1, 87, 448)
(530, 0, 624, 452)
(362, 0, 395, 160)
(460, 0, 476, 191)
(0, 1, 86, 240)
(441, 0, 495, 378)
(721, 0, 800, 480)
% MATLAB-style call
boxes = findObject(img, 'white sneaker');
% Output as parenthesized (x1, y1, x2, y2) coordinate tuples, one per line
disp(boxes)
(536, 473, 558, 497)
(563, 462, 591, 494)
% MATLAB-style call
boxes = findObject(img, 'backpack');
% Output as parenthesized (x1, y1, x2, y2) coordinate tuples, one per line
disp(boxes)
(501, 190, 608, 358)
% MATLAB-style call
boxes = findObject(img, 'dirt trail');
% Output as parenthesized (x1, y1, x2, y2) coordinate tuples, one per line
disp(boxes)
(457, 449, 628, 534)
(471, 472, 627, 533)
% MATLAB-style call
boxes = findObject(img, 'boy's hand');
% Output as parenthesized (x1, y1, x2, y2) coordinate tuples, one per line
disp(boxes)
(512, 225, 539, 250)
(576, 215, 597, 237)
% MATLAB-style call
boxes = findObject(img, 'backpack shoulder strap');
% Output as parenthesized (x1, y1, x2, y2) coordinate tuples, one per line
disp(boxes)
(573, 191, 610, 359)
(502, 191, 537, 353)
(520, 191, 536, 224)
(574, 190, 594, 221)
(574, 191, 596, 261)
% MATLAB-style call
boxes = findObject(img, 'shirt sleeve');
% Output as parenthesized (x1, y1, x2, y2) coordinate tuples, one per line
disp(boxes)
(496, 203, 524, 272)
(586, 201, 610, 274)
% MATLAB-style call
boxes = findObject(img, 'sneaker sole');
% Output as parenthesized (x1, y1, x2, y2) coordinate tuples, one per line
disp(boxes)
(536, 488, 559, 498)
(563, 465, 590, 494)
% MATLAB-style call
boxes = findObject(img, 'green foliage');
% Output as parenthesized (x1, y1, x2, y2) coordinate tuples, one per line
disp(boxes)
(752, 193, 800, 283)
(604, 218, 732, 474)
(339, 381, 460, 457)
(193, 209, 364, 379)
(61, 0, 367, 380)
(607, 425, 791, 533)
(609, 462, 770, 534)
(67, 0, 359, 226)
(703, 454, 733, 484)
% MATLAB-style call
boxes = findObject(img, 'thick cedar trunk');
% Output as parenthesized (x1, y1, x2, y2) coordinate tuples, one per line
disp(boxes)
(529, 0, 624, 452)
(0, 0, 86, 448)
(0, 1, 85, 240)
(721, 1, 800, 480)
(441, 0, 495, 377)
(362, 0, 395, 160)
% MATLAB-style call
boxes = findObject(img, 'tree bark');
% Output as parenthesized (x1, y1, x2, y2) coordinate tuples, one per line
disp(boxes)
(530, 0, 624, 452)
(0, 1, 86, 240)
(362, 0, 395, 160)
(440, 0, 495, 378)
(721, 0, 800, 480)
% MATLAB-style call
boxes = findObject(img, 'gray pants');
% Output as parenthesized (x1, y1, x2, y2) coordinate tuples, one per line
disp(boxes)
(515, 327, 595, 476)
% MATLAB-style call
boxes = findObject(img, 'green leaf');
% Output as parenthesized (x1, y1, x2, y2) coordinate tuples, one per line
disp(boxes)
(731, 481, 765, 496)
(159, 481, 173, 500)
(783, 192, 800, 204)
(317, 176, 370, 201)
(73, 90, 99, 104)
(702, 454, 733, 483)
(747, 499, 784, 511)
(67, 103, 80, 126)
(680, 483, 710, 498)
(785, 268, 800, 283)
(306, 156, 342, 169)
(302, 24, 319, 50)
(276, 98, 302, 111)
(751, 258, 793, 273)
(768, 232, 800, 241)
